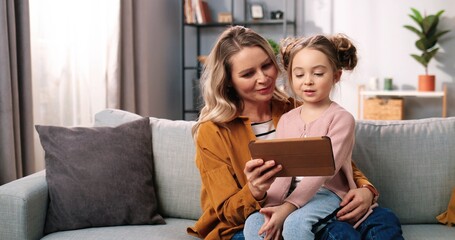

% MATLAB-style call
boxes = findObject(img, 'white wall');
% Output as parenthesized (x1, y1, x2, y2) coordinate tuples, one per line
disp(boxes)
(301, 0, 455, 119)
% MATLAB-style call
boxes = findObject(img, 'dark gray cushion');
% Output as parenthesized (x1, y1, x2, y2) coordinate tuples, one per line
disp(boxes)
(36, 117, 165, 234)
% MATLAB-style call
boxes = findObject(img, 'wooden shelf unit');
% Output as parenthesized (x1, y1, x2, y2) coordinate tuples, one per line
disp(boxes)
(357, 84, 448, 119)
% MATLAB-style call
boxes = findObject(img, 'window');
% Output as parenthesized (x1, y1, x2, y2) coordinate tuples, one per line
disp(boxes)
(29, 0, 120, 168)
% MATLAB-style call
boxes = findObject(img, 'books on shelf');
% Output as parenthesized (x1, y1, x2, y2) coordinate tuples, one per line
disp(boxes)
(200, 1, 212, 23)
(184, 0, 212, 24)
(184, 0, 194, 23)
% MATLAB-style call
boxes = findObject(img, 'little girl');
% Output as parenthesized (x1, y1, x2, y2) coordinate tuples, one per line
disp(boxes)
(244, 34, 365, 239)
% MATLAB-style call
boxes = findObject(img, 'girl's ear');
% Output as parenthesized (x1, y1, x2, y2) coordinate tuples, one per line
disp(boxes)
(334, 70, 342, 84)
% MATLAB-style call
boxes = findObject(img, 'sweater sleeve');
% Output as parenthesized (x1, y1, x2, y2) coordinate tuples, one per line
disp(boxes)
(352, 161, 378, 193)
(284, 111, 356, 208)
(195, 123, 262, 227)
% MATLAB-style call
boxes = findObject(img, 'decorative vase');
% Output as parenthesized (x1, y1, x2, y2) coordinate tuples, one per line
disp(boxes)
(418, 75, 435, 91)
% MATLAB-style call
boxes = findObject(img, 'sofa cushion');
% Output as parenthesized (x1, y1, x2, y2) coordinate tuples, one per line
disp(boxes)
(35, 117, 165, 234)
(401, 224, 455, 240)
(40, 218, 199, 240)
(95, 109, 202, 220)
(353, 117, 455, 224)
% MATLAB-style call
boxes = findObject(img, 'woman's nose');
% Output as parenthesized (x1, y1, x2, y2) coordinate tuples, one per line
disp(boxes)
(257, 71, 268, 83)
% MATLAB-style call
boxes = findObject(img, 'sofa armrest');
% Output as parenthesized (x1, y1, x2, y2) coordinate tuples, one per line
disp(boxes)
(0, 170, 48, 240)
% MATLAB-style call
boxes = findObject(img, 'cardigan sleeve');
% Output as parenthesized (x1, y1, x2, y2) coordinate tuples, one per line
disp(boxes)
(352, 161, 379, 194)
(195, 123, 262, 227)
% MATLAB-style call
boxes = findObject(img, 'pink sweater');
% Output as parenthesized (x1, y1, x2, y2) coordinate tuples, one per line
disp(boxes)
(265, 102, 357, 208)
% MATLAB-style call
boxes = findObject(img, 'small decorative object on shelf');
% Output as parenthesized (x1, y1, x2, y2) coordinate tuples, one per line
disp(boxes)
(271, 10, 283, 19)
(250, 3, 264, 19)
(384, 77, 393, 90)
(217, 12, 232, 23)
(368, 77, 379, 90)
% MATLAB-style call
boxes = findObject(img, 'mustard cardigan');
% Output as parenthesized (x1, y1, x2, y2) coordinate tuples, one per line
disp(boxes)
(187, 98, 374, 240)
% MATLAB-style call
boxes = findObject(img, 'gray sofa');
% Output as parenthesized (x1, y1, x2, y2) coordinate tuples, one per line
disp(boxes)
(1, 108, 454, 240)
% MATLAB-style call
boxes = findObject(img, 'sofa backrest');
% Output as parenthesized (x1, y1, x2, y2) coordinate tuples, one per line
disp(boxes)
(148, 117, 201, 220)
(95, 109, 202, 220)
(353, 117, 455, 224)
(96, 109, 455, 225)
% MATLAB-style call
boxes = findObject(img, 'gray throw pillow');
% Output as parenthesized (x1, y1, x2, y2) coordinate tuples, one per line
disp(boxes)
(35, 117, 165, 234)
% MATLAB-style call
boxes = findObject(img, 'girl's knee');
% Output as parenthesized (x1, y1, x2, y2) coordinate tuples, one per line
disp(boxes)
(244, 212, 264, 239)
(282, 219, 313, 239)
(245, 211, 263, 225)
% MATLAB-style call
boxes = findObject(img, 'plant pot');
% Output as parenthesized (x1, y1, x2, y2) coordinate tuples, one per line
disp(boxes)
(418, 75, 435, 91)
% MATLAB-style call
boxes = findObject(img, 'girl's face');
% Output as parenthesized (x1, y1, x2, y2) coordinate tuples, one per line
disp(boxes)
(229, 46, 278, 108)
(291, 48, 341, 106)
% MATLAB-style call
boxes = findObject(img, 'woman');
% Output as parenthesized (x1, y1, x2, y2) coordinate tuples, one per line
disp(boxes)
(186, 26, 402, 240)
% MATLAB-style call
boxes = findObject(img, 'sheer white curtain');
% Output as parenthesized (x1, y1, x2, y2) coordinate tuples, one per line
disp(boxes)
(30, 0, 120, 169)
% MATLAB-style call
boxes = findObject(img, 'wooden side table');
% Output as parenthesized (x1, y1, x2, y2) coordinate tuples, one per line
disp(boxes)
(358, 84, 447, 119)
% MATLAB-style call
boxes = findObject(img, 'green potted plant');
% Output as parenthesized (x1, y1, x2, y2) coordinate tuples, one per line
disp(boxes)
(267, 39, 280, 56)
(404, 8, 450, 91)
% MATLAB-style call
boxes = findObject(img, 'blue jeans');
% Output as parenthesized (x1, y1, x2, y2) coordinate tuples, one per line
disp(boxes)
(315, 206, 404, 240)
(244, 188, 341, 239)
(231, 230, 244, 240)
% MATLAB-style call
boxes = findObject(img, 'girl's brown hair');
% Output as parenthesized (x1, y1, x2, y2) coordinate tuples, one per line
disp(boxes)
(280, 34, 358, 87)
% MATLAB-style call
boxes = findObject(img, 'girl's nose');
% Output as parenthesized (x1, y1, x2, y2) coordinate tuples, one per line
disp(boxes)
(304, 76, 314, 85)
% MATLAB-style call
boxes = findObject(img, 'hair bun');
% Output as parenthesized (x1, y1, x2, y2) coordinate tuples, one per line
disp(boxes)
(279, 37, 300, 71)
(330, 34, 357, 70)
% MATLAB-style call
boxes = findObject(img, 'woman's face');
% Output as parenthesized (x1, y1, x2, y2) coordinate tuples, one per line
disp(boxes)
(229, 46, 278, 108)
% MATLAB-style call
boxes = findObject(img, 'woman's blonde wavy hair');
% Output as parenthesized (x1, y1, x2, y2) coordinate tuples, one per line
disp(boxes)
(192, 26, 289, 136)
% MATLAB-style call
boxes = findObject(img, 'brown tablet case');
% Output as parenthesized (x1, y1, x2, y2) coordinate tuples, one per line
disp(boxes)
(248, 136, 335, 177)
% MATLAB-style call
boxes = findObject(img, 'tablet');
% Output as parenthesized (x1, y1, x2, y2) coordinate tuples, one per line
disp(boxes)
(248, 136, 335, 177)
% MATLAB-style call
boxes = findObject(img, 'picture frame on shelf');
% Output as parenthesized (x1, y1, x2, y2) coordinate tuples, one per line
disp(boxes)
(250, 3, 264, 19)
